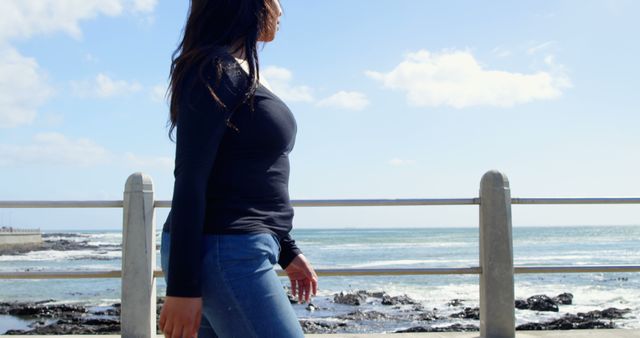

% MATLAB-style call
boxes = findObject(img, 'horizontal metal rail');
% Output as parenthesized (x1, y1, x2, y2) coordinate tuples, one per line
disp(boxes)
(0, 201, 123, 208)
(2, 197, 640, 209)
(304, 267, 482, 276)
(0, 270, 122, 279)
(2, 265, 639, 280)
(512, 197, 640, 205)
(514, 265, 640, 273)
(155, 198, 480, 208)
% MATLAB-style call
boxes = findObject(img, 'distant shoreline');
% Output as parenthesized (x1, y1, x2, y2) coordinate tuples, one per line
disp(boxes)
(40, 224, 640, 233)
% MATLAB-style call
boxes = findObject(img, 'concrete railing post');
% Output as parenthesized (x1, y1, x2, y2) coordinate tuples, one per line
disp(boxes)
(122, 173, 156, 338)
(479, 170, 515, 338)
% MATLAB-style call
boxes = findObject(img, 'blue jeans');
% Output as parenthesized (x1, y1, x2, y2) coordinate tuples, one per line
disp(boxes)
(160, 231, 304, 338)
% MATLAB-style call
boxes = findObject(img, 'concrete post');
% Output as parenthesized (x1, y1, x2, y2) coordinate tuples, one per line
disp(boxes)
(122, 173, 156, 338)
(479, 170, 515, 338)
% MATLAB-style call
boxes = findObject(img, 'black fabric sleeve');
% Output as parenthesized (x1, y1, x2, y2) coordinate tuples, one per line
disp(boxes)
(166, 57, 247, 297)
(278, 232, 303, 269)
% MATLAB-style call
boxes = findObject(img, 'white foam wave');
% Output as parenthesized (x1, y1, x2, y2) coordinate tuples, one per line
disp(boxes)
(350, 258, 475, 268)
(0, 249, 121, 262)
(87, 241, 121, 247)
(316, 241, 469, 250)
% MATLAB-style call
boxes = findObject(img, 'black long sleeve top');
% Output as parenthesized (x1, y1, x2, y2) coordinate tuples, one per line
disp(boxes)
(162, 50, 302, 298)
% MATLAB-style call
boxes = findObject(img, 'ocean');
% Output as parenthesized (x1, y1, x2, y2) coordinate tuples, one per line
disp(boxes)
(0, 225, 638, 333)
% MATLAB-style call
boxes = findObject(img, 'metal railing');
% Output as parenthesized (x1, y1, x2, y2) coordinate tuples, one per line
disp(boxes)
(0, 170, 639, 338)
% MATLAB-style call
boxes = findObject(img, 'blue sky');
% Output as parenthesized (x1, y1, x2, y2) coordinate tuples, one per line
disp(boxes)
(0, 0, 638, 230)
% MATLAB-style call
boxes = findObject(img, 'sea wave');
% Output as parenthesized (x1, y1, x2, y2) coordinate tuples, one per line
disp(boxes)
(349, 259, 475, 268)
(0, 249, 121, 262)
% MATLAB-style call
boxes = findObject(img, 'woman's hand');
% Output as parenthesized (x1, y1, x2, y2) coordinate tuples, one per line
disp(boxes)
(285, 254, 318, 303)
(159, 296, 202, 338)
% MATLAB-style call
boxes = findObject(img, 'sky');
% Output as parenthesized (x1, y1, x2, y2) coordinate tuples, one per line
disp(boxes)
(0, 0, 638, 230)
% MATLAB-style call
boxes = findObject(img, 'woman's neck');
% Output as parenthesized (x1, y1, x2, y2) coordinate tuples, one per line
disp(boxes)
(227, 41, 247, 61)
(225, 42, 272, 91)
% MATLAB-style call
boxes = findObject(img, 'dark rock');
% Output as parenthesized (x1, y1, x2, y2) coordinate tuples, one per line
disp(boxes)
(517, 295, 559, 312)
(91, 308, 119, 316)
(411, 304, 425, 312)
(410, 310, 439, 321)
(515, 299, 529, 309)
(448, 299, 464, 307)
(4, 317, 120, 335)
(578, 307, 631, 320)
(450, 307, 479, 320)
(299, 320, 347, 334)
(333, 291, 366, 306)
(287, 295, 298, 304)
(286, 294, 297, 304)
(6, 303, 88, 318)
(0, 299, 127, 336)
(27, 320, 47, 328)
(528, 295, 559, 312)
(0, 237, 108, 256)
(42, 233, 87, 238)
(552, 292, 574, 305)
(517, 313, 615, 330)
(46, 239, 100, 252)
(381, 294, 418, 305)
(516, 307, 631, 330)
(282, 286, 299, 304)
(91, 303, 121, 316)
(358, 290, 386, 298)
(337, 309, 388, 321)
(396, 323, 479, 333)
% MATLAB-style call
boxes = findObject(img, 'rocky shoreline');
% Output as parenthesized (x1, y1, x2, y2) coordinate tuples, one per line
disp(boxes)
(0, 234, 122, 256)
(0, 289, 633, 335)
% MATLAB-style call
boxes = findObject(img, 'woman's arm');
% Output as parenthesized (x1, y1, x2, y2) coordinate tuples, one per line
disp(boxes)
(279, 232, 318, 303)
(278, 232, 302, 269)
(166, 56, 247, 298)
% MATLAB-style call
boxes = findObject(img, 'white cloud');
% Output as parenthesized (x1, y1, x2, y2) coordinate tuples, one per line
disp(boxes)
(0, 47, 54, 128)
(0, 132, 112, 167)
(317, 91, 369, 111)
(124, 152, 173, 170)
(38, 112, 65, 127)
(0, 0, 159, 128)
(0, 132, 172, 169)
(72, 73, 142, 98)
(262, 66, 371, 111)
(132, 0, 158, 13)
(0, 1, 124, 41)
(0, 1, 158, 41)
(262, 66, 314, 102)
(150, 83, 168, 102)
(527, 40, 557, 55)
(366, 48, 572, 108)
(389, 158, 416, 166)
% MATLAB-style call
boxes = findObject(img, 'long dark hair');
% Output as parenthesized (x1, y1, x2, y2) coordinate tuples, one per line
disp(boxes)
(166, 0, 279, 141)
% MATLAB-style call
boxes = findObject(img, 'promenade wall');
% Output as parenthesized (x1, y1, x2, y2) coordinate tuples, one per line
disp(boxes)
(0, 230, 42, 247)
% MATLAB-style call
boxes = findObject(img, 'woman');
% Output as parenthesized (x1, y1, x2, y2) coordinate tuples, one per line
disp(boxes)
(159, 1, 318, 337)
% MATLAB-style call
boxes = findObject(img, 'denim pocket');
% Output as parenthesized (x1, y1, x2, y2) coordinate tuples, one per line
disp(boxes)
(270, 233, 281, 253)
(270, 233, 281, 264)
